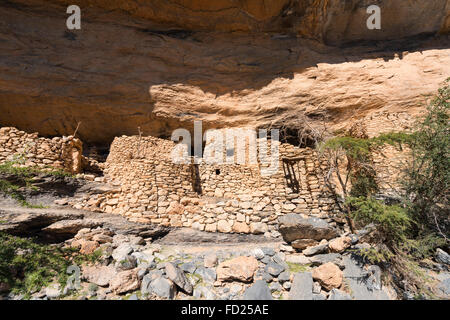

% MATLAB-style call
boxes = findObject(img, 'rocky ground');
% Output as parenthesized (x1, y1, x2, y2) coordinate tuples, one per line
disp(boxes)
(0, 173, 449, 300)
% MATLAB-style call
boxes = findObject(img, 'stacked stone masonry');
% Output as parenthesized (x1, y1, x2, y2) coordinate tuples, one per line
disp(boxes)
(81, 132, 343, 234)
(0, 127, 83, 174)
(372, 145, 410, 197)
(349, 114, 414, 198)
(0, 126, 409, 234)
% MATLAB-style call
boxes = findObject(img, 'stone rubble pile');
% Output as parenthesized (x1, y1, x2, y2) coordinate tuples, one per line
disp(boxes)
(6, 221, 399, 301)
(2, 208, 449, 301)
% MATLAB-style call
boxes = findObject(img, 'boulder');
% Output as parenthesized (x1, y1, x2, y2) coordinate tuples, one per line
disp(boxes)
(165, 262, 193, 294)
(92, 233, 113, 244)
(79, 240, 99, 255)
(217, 220, 232, 233)
(0, 210, 84, 236)
(141, 270, 164, 290)
(42, 219, 102, 238)
(328, 236, 352, 253)
(250, 222, 268, 234)
(131, 251, 155, 265)
(242, 280, 273, 300)
(289, 272, 313, 300)
(82, 265, 117, 287)
(112, 243, 133, 262)
(180, 262, 197, 274)
(269, 282, 282, 292)
(251, 248, 265, 260)
(436, 248, 450, 265)
(260, 272, 274, 282)
(261, 248, 276, 257)
(233, 222, 250, 233)
(278, 271, 291, 283)
(303, 244, 329, 256)
(204, 253, 218, 268)
(312, 262, 343, 291)
(217, 256, 259, 282)
(115, 255, 137, 270)
(279, 244, 295, 252)
(128, 235, 145, 246)
(278, 214, 338, 242)
(140, 274, 153, 295)
(264, 262, 285, 277)
(151, 277, 177, 299)
(272, 252, 287, 265)
(291, 239, 319, 250)
(109, 269, 140, 294)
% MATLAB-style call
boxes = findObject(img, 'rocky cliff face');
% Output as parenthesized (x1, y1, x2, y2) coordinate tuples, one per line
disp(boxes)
(0, 0, 449, 144)
(39, 0, 450, 42)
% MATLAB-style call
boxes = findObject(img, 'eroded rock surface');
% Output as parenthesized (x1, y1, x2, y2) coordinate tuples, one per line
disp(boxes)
(0, 206, 169, 242)
(0, 1, 449, 144)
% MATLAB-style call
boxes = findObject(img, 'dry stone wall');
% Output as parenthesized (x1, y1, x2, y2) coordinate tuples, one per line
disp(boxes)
(0, 127, 83, 174)
(0, 126, 410, 234)
(373, 145, 410, 198)
(80, 133, 342, 235)
(348, 115, 413, 199)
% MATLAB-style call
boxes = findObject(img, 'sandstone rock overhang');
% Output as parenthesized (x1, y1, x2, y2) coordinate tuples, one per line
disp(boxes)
(40, 0, 450, 41)
(0, 0, 449, 145)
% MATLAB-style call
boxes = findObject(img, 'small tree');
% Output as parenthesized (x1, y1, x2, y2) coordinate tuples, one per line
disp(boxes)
(402, 78, 449, 241)
(316, 79, 449, 298)
(318, 134, 379, 232)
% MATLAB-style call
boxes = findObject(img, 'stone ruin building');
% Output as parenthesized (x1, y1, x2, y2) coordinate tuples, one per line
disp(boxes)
(82, 129, 342, 236)
(0, 127, 83, 174)
(0, 126, 408, 236)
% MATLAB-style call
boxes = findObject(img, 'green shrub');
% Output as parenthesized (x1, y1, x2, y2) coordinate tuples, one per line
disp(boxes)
(0, 160, 72, 208)
(402, 233, 447, 260)
(317, 80, 449, 299)
(320, 136, 373, 162)
(349, 166, 379, 198)
(353, 247, 394, 264)
(347, 196, 411, 243)
(0, 233, 72, 295)
(0, 179, 43, 208)
(0, 233, 102, 297)
(0, 161, 73, 178)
